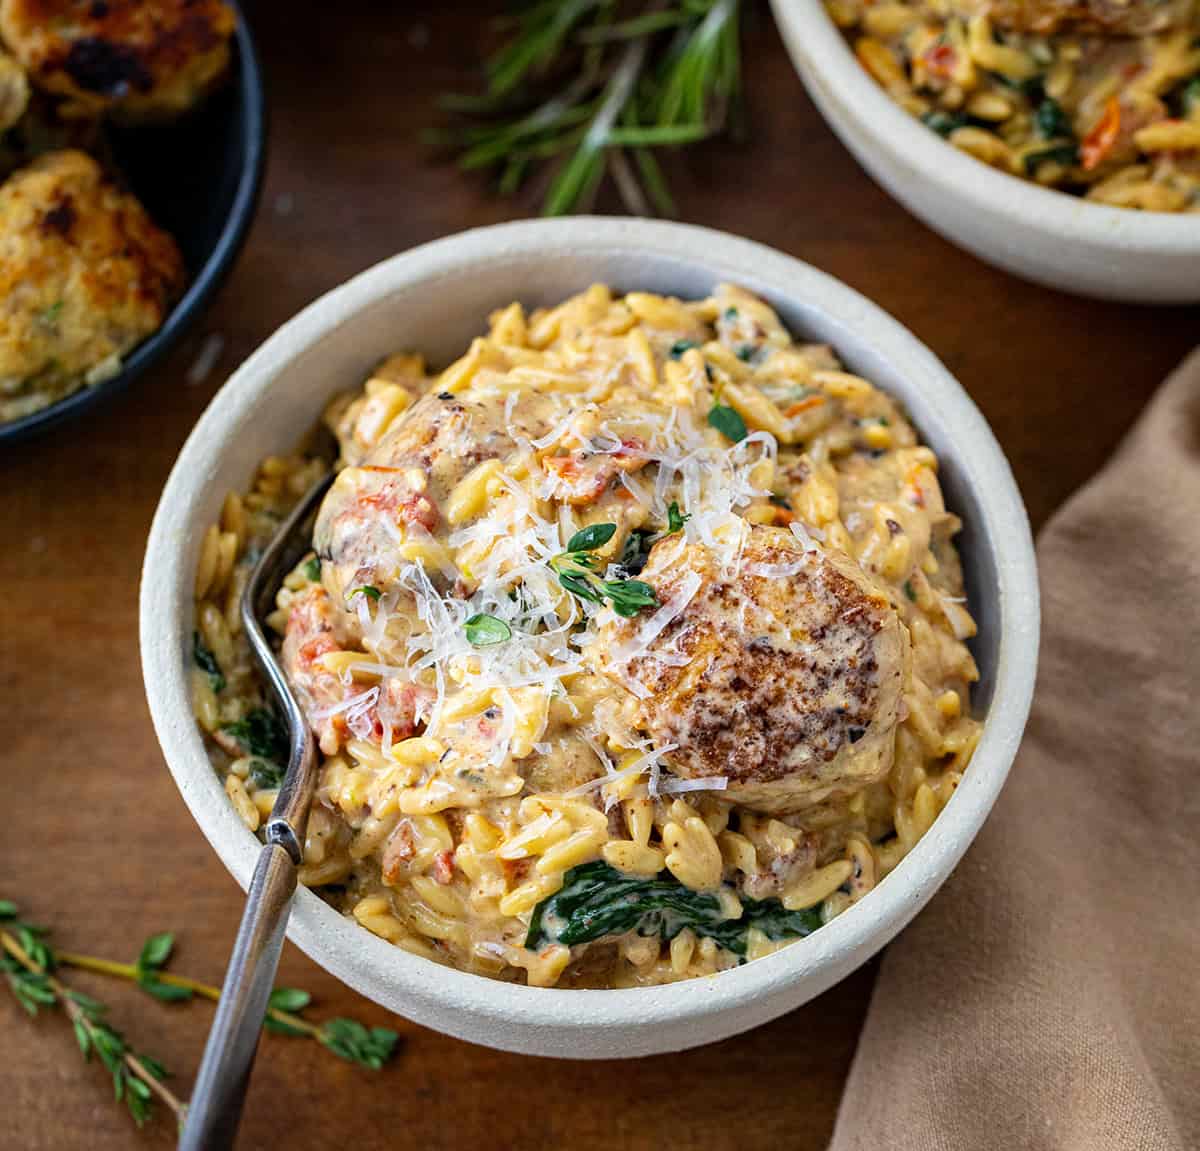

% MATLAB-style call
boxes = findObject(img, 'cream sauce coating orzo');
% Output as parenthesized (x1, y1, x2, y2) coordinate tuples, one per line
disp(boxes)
(830, 0, 1200, 212)
(191, 284, 981, 988)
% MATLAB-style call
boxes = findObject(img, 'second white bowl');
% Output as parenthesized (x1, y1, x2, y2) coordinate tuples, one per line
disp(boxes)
(771, 0, 1200, 304)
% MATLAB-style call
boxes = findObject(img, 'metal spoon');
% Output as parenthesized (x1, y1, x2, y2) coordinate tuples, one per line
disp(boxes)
(180, 471, 334, 1151)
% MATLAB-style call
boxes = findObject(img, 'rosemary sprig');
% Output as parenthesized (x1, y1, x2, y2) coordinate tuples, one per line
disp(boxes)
(57, 931, 400, 1071)
(439, 0, 742, 216)
(0, 902, 184, 1129)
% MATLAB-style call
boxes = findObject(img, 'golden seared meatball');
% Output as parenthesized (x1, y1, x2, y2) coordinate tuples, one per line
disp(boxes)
(0, 149, 183, 421)
(959, 0, 1194, 34)
(0, 0, 236, 117)
(313, 390, 521, 641)
(592, 526, 909, 814)
(0, 47, 28, 131)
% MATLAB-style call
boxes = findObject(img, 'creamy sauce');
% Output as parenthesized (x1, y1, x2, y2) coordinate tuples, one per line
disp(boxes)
(192, 284, 981, 988)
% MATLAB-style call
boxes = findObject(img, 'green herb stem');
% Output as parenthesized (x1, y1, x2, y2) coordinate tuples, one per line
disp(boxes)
(2, 903, 400, 1128)
(545, 34, 648, 215)
(61, 951, 217, 1003)
(439, 0, 742, 216)
(57, 951, 324, 1041)
(1, 929, 187, 1128)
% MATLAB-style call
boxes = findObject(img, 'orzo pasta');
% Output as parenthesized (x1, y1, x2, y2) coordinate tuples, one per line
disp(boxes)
(829, 0, 1200, 212)
(190, 284, 981, 988)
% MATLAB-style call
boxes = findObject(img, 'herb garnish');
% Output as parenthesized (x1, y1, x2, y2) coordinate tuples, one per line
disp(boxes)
(134, 933, 192, 1003)
(618, 528, 655, 576)
(551, 523, 658, 617)
(1182, 76, 1200, 118)
(36, 300, 64, 328)
(666, 501, 689, 535)
(0, 902, 182, 1128)
(123, 936, 400, 1069)
(1033, 96, 1072, 141)
(435, 0, 743, 217)
(464, 613, 513, 646)
(921, 109, 969, 137)
(311, 1018, 400, 1069)
(668, 339, 698, 359)
(348, 584, 382, 602)
(567, 523, 617, 552)
(192, 632, 225, 693)
(248, 758, 284, 789)
(221, 708, 287, 762)
(903, 579, 917, 602)
(1, 897, 400, 1127)
(1023, 143, 1079, 175)
(525, 861, 824, 957)
(990, 70, 1045, 101)
(708, 402, 747, 443)
(302, 555, 322, 582)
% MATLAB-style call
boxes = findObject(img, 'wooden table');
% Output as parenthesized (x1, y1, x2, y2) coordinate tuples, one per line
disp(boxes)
(2, 3, 1195, 1148)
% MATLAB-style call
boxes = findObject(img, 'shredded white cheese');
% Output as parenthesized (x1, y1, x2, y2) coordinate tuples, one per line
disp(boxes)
(657, 776, 729, 795)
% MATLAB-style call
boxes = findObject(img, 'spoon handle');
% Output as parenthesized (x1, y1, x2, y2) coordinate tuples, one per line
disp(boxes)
(179, 840, 297, 1150)
(181, 471, 332, 1148)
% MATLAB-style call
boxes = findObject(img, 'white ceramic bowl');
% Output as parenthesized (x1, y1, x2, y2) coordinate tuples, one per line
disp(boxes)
(771, 1, 1200, 304)
(141, 218, 1039, 1057)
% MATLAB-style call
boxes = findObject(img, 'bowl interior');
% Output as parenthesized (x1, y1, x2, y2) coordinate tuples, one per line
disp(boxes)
(207, 250, 998, 707)
(143, 219, 1038, 1056)
(769, 0, 1200, 303)
(0, 2, 265, 445)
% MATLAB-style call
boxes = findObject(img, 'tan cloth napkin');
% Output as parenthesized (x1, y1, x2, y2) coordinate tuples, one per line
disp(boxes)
(829, 350, 1200, 1151)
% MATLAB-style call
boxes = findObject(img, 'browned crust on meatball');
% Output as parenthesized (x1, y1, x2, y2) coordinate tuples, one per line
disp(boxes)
(0, 0, 236, 115)
(592, 527, 908, 810)
(650, 561, 886, 784)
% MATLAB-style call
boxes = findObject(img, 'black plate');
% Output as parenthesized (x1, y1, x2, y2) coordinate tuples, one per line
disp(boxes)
(0, 1, 266, 445)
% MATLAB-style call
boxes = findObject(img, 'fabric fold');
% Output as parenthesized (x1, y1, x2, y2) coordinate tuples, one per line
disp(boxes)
(829, 350, 1200, 1151)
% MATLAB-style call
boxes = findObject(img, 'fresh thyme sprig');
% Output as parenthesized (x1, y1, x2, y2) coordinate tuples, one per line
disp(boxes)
(438, 0, 742, 216)
(55, 930, 400, 1071)
(666, 500, 690, 534)
(551, 522, 659, 616)
(1, 900, 401, 1128)
(0, 902, 185, 1129)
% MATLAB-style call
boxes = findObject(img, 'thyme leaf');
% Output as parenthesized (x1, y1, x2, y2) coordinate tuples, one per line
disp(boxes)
(707, 402, 747, 443)
(464, 613, 513, 646)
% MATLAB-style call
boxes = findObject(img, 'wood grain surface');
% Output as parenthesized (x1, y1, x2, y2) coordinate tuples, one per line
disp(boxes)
(1, 3, 1196, 1148)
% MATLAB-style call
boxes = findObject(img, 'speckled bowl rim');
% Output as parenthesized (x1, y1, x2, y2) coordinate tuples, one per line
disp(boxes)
(771, 3, 1200, 253)
(140, 218, 1039, 1055)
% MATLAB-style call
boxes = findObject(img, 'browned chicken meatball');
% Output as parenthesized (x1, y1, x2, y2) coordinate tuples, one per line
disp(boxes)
(278, 581, 430, 756)
(313, 390, 520, 641)
(0, 148, 183, 421)
(0, 0, 236, 117)
(959, 0, 1194, 35)
(592, 526, 909, 814)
